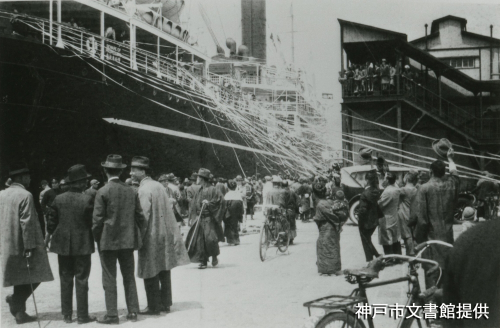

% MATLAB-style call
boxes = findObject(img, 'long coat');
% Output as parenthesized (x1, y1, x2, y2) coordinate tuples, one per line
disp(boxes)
(47, 188, 95, 255)
(187, 184, 202, 225)
(415, 172, 459, 270)
(137, 177, 190, 279)
(357, 187, 381, 230)
(0, 184, 54, 287)
(398, 184, 417, 239)
(92, 179, 145, 251)
(377, 184, 401, 245)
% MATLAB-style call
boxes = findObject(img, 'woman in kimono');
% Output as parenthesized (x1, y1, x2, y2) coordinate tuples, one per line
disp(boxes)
(313, 183, 346, 276)
(223, 180, 244, 246)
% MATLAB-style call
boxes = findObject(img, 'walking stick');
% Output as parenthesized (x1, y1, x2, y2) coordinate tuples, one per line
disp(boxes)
(187, 203, 206, 252)
(25, 253, 42, 328)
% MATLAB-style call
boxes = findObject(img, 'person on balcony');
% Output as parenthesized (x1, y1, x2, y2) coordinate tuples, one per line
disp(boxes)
(380, 59, 390, 93)
(389, 63, 396, 92)
(367, 63, 374, 93)
(402, 65, 414, 96)
(346, 67, 354, 96)
(360, 65, 367, 94)
(373, 63, 380, 93)
(353, 65, 361, 95)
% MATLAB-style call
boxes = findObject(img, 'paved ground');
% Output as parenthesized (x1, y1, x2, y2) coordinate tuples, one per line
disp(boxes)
(1, 214, 464, 328)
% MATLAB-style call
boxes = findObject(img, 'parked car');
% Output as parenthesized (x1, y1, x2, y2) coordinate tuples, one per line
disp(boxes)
(341, 165, 410, 225)
(341, 164, 477, 225)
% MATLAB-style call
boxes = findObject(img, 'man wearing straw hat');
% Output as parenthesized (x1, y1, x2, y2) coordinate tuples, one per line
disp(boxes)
(93, 155, 144, 324)
(130, 156, 189, 315)
(1, 162, 54, 324)
(46, 164, 96, 324)
(416, 141, 459, 289)
(185, 168, 224, 269)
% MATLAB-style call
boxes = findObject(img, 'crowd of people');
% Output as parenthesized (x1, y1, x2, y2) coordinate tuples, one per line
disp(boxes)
(2, 148, 499, 327)
(338, 58, 421, 97)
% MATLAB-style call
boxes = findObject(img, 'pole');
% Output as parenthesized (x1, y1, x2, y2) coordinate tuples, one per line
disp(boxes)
(291, 2, 295, 65)
(55, 0, 63, 48)
(49, 0, 53, 45)
(100, 11, 105, 60)
(187, 203, 206, 251)
(25, 255, 42, 328)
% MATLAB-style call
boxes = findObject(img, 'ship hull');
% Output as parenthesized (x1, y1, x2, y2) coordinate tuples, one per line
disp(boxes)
(0, 35, 263, 186)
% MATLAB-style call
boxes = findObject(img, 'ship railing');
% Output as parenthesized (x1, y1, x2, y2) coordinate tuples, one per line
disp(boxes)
(12, 12, 211, 97)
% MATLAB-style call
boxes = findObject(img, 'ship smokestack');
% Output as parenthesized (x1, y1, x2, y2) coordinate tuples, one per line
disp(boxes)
(241, 0, 266, 63)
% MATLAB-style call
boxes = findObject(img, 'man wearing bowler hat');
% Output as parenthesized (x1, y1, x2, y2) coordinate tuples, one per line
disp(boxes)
(1, 162, 54, 324)
(185, 168, 224, 269)
(93, 155, 145, 324)
(46, 165, 96, 324)
(416, 141, 459, 289)
(130, 156, 190, 315)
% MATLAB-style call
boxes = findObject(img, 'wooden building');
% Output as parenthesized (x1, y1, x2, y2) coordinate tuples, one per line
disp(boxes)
(338, 18, 500, 176)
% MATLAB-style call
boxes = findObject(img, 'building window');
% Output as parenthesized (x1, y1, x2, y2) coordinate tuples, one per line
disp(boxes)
(443, 57, 477, 68)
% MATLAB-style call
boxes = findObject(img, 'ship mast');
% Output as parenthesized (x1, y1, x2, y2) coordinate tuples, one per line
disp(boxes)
(290, 2, 294, 66)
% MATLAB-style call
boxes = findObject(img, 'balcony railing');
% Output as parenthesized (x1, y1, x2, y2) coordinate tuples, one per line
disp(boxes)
(340, 73, 500, 141)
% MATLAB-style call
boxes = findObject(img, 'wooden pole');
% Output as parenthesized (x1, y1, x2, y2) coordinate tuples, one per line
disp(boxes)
(397, 101, 402, 163)
(49, 0, 53, 45)
(100, 11, 105, 60)
(55, 0, 63, 48)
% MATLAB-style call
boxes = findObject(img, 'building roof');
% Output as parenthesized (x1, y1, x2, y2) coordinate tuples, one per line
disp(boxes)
(338, 19, 407, 42)
(430, 15, 467, 34)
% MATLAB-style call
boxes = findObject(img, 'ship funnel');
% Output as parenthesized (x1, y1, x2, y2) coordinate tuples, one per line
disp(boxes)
(237, 45, 249, 60)
(226, 38, 237, 55)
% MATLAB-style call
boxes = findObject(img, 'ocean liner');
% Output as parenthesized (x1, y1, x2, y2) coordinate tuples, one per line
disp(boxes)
(0, 0, 329, 190)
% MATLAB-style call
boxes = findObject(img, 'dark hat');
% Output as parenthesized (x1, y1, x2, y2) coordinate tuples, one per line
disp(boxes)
(66, 164, 92, 183)
(131, 156, 150, 169)
(189, 173, 197, 181)
(195, 168, 211, 179)
(101, 154, 127, 169)
(376, 156, 386, 166)
(359, 147, 373, 160)
(432, 138, 452, 159)
(8, 161, 30, 177)
(386, 172, 396, 179)
(335, 190, 345, 199)
(41, 180, 48, 186)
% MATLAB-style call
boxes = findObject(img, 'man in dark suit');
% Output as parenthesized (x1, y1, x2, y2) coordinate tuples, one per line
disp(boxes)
(92, 155, 146, 324)
(46, 164, 97, 324)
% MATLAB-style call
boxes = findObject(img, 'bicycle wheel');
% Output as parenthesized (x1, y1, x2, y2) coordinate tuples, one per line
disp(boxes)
(315, 311, 366, 328)
(259, 224, 270, 261)
(277, 219, 290, 253)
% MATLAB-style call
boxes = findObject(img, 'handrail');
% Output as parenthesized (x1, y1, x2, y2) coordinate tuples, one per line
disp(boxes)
(339, 71, 500, 141)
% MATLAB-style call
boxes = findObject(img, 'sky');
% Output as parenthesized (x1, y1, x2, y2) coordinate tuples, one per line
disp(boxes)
(178, 0, 500, 149)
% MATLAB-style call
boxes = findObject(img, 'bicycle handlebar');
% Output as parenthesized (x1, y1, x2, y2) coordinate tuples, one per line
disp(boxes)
(415, 240, 453, 252)
(380, 255, 440, 273)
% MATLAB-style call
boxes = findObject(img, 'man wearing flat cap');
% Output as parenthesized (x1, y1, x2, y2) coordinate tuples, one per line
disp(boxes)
(130, 156, 190, 315)
(1, 162, 54, 324)
(93, 155, 145, 324)
(46, 164, 96, 324)
(185, 168, 224, 269)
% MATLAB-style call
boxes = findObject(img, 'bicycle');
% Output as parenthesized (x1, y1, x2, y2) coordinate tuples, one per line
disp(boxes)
(257, 205, 291, 261)
(304, 240, 453, 328)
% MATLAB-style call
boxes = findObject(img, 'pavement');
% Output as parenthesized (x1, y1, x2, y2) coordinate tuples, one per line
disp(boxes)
(1, 214, 464, 328)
